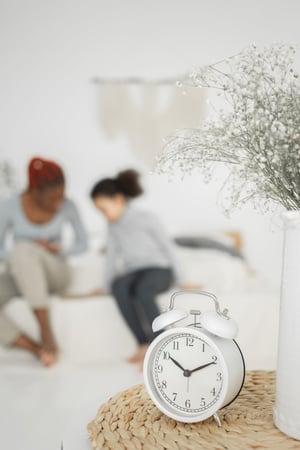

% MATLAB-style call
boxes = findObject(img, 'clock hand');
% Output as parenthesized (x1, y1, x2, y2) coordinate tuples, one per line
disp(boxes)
(187, 376, 190, 393)
(190, 361, 216, 374)
(169, 356, 185, 372)
(170, 356, 192, 378)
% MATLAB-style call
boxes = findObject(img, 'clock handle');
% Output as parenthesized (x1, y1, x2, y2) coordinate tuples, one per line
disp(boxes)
(152, 290, 215, 332)
(169, 290, 222, 314)
(168, 290, 239, 339)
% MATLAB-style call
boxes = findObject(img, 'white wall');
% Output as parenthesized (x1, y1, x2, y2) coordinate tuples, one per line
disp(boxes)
(0, 0, 299, 284)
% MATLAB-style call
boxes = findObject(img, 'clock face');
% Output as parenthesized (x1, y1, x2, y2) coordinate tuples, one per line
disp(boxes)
(151, 332, 224, 416)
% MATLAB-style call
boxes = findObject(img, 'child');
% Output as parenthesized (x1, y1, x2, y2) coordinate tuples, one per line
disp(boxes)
(91, 169, 181, 364)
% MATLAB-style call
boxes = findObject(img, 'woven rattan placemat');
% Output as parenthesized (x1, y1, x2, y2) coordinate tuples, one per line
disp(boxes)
(87, 371, 300, 449)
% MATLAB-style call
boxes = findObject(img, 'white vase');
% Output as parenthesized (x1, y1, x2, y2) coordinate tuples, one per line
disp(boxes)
(274, 210, 300, 440)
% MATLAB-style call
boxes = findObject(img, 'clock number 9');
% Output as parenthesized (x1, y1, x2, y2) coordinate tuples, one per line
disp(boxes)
(157, 364, 163, 373)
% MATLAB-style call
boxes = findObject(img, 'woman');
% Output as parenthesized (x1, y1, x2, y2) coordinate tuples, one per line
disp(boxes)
(0, 157, 87, 366)
(91, 169, 181, 364)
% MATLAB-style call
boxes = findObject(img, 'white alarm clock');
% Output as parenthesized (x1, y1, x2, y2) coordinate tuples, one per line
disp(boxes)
(143, 291, 245, 425)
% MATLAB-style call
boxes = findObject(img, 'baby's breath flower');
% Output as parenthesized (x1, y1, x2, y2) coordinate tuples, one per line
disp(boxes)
(155, 43, 300, 213)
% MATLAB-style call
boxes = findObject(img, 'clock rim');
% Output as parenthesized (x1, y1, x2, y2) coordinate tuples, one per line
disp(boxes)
(143, 327, 229, 423)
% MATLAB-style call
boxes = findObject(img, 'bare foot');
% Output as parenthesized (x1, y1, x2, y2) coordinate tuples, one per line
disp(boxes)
(13, 334, 58, 367)
(34, 308, 58, 366)
(179, 284, 203, 291)
(39, 334, 58, 367)
(127, 344, 149, 364)
(38, 348, 58, 367)
(13, 334, 41, 357)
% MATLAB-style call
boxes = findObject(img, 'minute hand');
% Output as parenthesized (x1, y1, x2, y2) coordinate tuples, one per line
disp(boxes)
(190, 361, 216, 374)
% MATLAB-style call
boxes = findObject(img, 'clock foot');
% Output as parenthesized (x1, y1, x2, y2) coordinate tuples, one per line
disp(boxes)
(213, 413, 222, 427)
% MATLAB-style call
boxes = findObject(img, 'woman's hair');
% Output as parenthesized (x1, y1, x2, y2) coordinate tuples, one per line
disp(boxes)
(90, 169, 143, 199)
(28, 157, 65, 190)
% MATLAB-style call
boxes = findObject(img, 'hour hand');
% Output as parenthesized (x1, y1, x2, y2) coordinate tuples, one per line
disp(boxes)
(169, 356, 185, 372)
(190, 361, 216, 374)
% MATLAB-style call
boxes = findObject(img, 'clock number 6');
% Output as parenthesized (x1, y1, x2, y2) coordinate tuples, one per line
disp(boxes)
(185, 399, 191, 408)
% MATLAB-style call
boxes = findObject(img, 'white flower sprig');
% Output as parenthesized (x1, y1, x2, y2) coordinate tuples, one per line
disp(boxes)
(156, 43, 300, 213)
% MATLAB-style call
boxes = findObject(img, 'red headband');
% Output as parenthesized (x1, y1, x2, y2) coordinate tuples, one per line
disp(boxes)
(28, 157, 64, 189)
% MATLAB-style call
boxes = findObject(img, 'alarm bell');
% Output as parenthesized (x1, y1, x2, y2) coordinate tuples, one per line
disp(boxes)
(152, 290, 238, 340)
(152, 308, 188, 332)
(200, 310, 238, 339)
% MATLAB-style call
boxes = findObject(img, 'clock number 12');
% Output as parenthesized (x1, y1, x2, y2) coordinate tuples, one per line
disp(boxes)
(186, 337, 194, 347)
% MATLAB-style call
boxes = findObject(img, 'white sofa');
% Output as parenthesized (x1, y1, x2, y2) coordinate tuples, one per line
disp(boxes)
(1, 246, 280, 370)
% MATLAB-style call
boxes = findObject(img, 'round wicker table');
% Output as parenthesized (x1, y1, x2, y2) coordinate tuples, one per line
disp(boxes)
(87, 371, 300, 450)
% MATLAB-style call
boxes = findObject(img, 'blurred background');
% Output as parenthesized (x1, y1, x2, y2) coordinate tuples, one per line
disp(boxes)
(0, 1, 299, 449)
(1, 0, 299, 283)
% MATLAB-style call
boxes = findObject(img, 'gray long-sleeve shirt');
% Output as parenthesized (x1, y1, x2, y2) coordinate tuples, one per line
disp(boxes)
(104, 206, 181, 290)
(0, 194, 88, 259)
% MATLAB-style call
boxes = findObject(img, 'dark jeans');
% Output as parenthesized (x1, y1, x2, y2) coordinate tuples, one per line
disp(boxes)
(111, 267, 173, 345)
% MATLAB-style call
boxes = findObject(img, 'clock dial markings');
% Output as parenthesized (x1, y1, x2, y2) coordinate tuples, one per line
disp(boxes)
(172, 341, 180, 350)
(163, 351, 170, 360)
(153, 333, 223, 414)
(186, 337, 194, 347)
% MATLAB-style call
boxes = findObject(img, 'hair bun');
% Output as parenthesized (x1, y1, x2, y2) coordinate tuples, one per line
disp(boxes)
(116, 170, 143, 198)
(90, 169, 143, 199)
